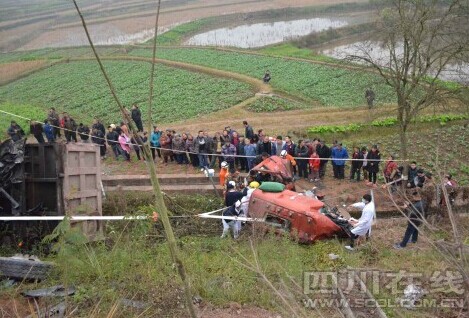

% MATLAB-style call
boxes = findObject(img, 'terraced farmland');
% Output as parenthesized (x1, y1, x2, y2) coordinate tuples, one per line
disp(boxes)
(0, 60, 254, 125)
(130, 47, 396, 107)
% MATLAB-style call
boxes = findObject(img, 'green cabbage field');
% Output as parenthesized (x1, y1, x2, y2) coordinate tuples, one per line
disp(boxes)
(130, 48, 396, 107)
(0, 60, 254, 125)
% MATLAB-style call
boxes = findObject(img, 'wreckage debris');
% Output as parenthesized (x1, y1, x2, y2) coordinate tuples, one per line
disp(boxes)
(0, 254, 54, 281)
(22, 285, 76, 298)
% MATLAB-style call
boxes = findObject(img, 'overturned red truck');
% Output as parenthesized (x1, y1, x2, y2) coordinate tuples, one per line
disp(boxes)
(247, 156, 352, 243)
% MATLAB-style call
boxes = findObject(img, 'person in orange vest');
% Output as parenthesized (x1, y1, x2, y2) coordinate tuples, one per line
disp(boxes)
(280, 149, 296, 177)
(219, 161, 230, 187)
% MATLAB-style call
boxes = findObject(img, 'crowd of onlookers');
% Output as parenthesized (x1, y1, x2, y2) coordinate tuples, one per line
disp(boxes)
(5, 105, 448, 193)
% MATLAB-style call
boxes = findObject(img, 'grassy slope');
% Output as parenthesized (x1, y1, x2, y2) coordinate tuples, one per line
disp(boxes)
(130, 47, 396, 107)
(0, 60, 253, 128)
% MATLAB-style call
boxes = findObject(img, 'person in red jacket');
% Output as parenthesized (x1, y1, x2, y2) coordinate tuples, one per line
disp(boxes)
(309, 150, 320, 182)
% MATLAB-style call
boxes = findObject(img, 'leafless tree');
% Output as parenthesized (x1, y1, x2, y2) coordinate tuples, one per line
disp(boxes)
(348, 0, 469, 174)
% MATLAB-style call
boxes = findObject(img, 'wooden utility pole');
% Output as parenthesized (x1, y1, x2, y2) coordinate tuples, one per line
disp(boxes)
(71, 1, 197, 317)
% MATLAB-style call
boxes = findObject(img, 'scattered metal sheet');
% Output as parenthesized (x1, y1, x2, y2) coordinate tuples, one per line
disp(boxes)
(22, 285, 76, 298)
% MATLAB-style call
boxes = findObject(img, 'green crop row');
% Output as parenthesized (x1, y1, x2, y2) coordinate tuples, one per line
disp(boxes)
(372, 114, 468, 127)
(308, 123, 362, 134)
(246, 96, 308, 112)
(0, 60, 253, 127)
(129, 48, 397, 108)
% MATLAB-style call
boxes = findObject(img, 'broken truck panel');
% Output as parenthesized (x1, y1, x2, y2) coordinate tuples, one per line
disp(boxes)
(0, 142, 104, 246)
(251, 156, 293, 182)
(248, 189, 344, 243)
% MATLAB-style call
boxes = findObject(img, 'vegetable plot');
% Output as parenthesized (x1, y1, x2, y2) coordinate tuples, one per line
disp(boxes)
(130, 48, 396, 107)
(0, 61, 253, 124)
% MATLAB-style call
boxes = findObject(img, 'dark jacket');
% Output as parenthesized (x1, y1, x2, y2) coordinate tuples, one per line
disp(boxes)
(351, 151, 364, 169)
(194, 136, 208, 154)
(283, 142, 296, 156)
(106, 130, 119, 146)
(257, 141, 272, 156)
(92, 123, 105, 135)
(245, 125, 254, 139)
(131, 108, 142, 122)
(316, 144, 331, 164)
(92, 130, 105, 145)
(77, 125, 90, 140)
(407, 200, 426, 226)
(30, 123, 43, 136)
(366, 150, 381, 173)
(296, 145, 309, 158)
(225, 191, 244, 207)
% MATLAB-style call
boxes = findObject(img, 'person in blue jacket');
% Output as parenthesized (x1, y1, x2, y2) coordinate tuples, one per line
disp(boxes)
(43, 120, 55, 143)
(150, 126, 162, 160)
(331, 143, 349, 179)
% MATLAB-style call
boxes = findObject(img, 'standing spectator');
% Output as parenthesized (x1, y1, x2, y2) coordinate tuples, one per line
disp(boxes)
(120, 121, 129, 136)
(296, 140, 309, 179)
(407, 161, 419, 188)
(7, 121, 24, 142)
(106, 125, 121, 159)
(160, 130, 173, 164)
(210, 132, 223, 169)
(194, 130, 208, 170)
(92, 118, 105, 136)
(366, 145, 381, 187)
(118, 130, 131, 161)
(274, 136, 285, 156)
(309, 150, 320, 182)
(47, 107, 60, 138)
(186, 134, 198, 167)
(365, 87, 375, 109)
(257, 136, 273, 156)
(350, 147, 364, 182)
(394, 192, 425, 249)
(63, 114, 77, 143)
(361, 147, 369, 181)
(384, 155, 399, 184)
(243, 121, 254, 140)
(283, 136, 296, 175)
(77, 123, 90, 143)
(172, 133, 186, 164)
(29, 121, 45, 144)
(331, 143, 348, 179)
(263, 70, 271, 83)
(237, 136, 248, 173)
(91, 128, 106, 159)
(316, 140, 331, 179)
(150, 126, 162, 160)
(204, 131, 215, 167)
(244, 139, 257, 171)
(44, 120, 55, 143)
(131, 104, 144, 132)
(222, 140, 237, 173)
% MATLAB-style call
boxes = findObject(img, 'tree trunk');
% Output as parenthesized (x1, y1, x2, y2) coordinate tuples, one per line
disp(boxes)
(398, 105, 409, 186)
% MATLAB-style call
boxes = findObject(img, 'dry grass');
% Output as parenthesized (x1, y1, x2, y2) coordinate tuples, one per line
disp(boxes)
(0, 60, 48, 85)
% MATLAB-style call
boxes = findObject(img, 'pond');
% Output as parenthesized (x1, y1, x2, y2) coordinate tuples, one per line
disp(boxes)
(321, 41, 469, 84)
(185, 18, 349, 48)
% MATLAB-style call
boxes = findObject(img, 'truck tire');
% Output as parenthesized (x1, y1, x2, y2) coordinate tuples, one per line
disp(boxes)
(0, 256, 53, 281)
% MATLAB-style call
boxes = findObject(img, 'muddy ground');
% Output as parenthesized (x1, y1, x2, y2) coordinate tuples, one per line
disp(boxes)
(2, 0, 367, 51)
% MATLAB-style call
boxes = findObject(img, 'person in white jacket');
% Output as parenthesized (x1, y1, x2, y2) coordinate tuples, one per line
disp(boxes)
(345, 193, 375, 251)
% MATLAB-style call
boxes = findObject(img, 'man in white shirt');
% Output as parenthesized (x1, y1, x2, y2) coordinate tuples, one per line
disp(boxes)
(345, 194, 375, 251)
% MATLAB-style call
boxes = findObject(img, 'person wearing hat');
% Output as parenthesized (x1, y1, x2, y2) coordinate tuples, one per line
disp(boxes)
(221, 200, 243, 239)
(225, 181, 243, 208)
(219, 161, 230, 187)
(345, 194, 376, 251)
(394, 191, 426, 249)
(7, 121, 25, 142)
